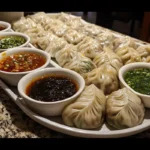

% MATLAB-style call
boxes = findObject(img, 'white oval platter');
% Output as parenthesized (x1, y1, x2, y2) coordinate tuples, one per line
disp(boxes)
(1, 79, 150, 138)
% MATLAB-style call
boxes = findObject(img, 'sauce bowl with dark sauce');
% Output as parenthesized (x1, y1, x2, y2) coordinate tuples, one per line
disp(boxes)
(0, 47, 50, 86)
(18, 68, 85, 116)
(0, 21, 11, 32)
(119, 62, 150, 108)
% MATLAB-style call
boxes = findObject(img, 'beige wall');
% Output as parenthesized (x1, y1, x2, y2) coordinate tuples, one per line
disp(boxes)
(0, 12, 24, 23)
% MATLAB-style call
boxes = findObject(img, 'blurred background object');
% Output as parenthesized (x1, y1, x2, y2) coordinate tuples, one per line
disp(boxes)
(0, 12, 149, 43)
(71, 12, 145, 40)
(24, 12, 35, 16)
(96, 12, 144, 38)
(140, 12, 150, 43)
(0, 12, 24, 23)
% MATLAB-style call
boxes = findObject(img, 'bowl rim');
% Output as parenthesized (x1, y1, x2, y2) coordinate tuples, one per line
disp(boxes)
(18, 68, 85, 104)
(0, 31, 30, 51)
(119, 62, 150, 98)
(0, 47, 50, 75)
(0, 21, 11, 32)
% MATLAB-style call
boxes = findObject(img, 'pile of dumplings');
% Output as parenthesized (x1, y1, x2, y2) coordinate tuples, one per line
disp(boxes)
(62, 85, 145, 130)
(12, 12, 149, 130)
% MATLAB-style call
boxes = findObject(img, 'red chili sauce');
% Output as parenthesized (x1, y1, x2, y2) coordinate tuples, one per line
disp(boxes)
(0, 52, 46, 72)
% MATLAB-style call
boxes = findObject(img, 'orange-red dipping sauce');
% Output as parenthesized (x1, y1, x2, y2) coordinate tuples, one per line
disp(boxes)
(0, 52, 46, 72)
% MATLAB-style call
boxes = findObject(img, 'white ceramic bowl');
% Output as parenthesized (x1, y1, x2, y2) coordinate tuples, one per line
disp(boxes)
(0, 47, 50, 86)
(0, 32, 30, 52)
(18, 68, 85, 116)
(0, 21, 11, 32)
(119, 62, 150, 108)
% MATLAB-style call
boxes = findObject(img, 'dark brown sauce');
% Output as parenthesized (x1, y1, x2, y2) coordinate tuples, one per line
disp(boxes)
(26, 75, 78, 102)
(0, 25, 6, 31)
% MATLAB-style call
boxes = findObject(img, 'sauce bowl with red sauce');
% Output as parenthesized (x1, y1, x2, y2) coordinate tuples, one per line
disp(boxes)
(0, 47, 50, 86)
(0, 21, 11, 32)
(18, 68, 85, 116)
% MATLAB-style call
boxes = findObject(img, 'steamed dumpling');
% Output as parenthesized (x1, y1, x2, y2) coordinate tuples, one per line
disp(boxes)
(84, 65, 119, 95)
(116, 46, 141, 64)
(36, 32, 67, 57)
(55, 45, 96, 74)
(77, 36, 103, 59)
(55, 45, 78, 66)
(49, 24, 68, 37)
(93, 46, 123, 72)
(44, 19, 64, 30)
(45, 38, 67, 57)
(36, 33, 57, 50)
(136, 45, 150, 62)
(57, 12, 77, 23)
(106, 88, 145, 129)
(57, 12, 84, 30)
(64, 29, 85, 44)
(57, 12, 71, 22)
(13, 17, 37, 32)
(28, 12, 54, 27)
(63, 53, 96, 74)
(28, 12, 46, 23)
(44, 20, 67, 37)
(67, 18, 85, 30)
(113, 36, 138, 51)
(78, 24, 103, 37)
(62, 84, 106, 129)
(96, 31, 115, 47)
(23, 24, 45, 46)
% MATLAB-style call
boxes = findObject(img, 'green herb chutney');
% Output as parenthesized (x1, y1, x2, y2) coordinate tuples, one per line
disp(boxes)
(124, 68, 150, 95)
(0, 36, 26, 49)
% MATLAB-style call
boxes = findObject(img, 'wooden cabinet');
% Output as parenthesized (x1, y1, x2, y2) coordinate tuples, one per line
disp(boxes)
(140, 12, 150, 43)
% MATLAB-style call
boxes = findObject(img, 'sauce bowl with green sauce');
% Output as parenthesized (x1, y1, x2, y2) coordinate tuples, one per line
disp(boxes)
(119, 62, 150, 108)
(18, 68, 85, 116)
(0, 32, 30, 52)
